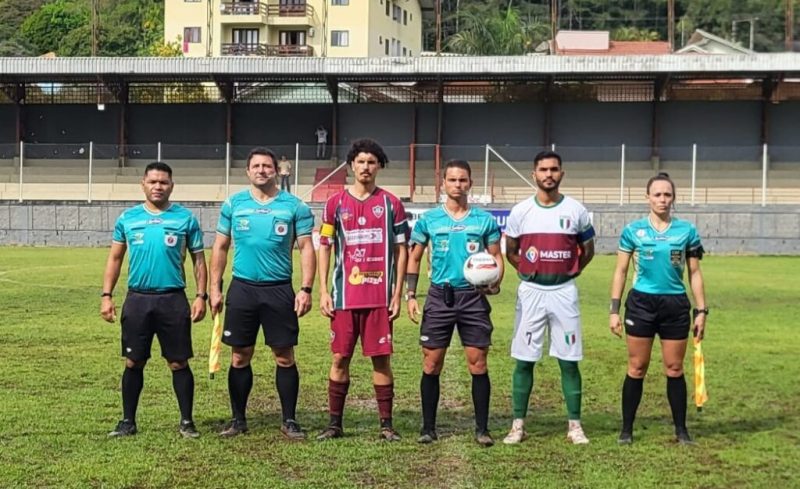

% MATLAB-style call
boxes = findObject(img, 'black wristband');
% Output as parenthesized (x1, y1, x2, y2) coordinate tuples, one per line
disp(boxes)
(609, 298, 621, 314)
(101, 292, 112, 298)
(406, 273, 419, 294)
(196, 292, 208, 300)
(300, 286, 312, 294)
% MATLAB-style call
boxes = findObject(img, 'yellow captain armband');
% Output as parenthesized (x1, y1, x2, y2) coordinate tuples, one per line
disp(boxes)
(320, 223, 335, 238)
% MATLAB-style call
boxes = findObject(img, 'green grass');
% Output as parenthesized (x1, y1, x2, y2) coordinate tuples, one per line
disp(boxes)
(0, 249, 798, 488)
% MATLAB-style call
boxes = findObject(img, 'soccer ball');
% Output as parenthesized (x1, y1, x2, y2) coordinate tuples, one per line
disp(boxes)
(463, 252, 500, 287)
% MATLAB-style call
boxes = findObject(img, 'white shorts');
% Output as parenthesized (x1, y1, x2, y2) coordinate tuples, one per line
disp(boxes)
(510, 280, 583, 362)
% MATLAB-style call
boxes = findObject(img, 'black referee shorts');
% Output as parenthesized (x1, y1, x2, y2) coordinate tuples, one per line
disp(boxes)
(223, 278, 299, 348)
(624, 289, 691, 340)
(121, 290, 192, 362)
(420, 285, 493, 349)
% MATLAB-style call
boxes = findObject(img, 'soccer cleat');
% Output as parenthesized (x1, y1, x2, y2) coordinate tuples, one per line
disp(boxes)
(503, 419, 527, 445)
(379, 426, 402, 442)
(179, 419, 200, 439)
(219, 419, 248, 437)
(108, 419, 137, 438)
(316, 424, 344, 441)
(417, 429, 438, 444)
(676, 429, 695, 445)
(280, 419, 306, 441)
(567, 424, 590, 445)
(475, 430, 495, 447)
(617, 430, 633, 445)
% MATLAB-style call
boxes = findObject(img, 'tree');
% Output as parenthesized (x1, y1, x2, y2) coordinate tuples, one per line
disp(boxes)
(612, 26, 661, 41)
(446, 2, 549, 55)
(19, 0, 88, 55)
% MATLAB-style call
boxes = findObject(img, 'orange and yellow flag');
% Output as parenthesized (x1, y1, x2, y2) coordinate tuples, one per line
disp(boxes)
(209, 313, 223, 379)
(693, 337, 708, 411)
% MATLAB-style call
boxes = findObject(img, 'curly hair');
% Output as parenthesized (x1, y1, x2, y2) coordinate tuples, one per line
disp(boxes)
(346, 139, 388, 168)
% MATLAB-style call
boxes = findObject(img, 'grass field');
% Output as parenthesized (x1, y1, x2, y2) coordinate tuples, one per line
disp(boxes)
(0, 248, 798, 489)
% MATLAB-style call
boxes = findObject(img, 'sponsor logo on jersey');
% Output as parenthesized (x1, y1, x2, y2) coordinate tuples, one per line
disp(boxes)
(340, 208, 352, 221)
(559, 216, 572, 230)
(450, 224, 466, 232)
(525, 246, 539, 263)
(344, 228, 384, 245)
(539, 249, 572, 261)
(235, 218, 250, 232)
(347, 248, 367, 263)
(255, 208, 271, 214)
(348, 266, 384, 285)
(274, 220, 288, 236)
(372, 205, 385, 218)
(435, 239, 449, 253)
(132, 232, 145, 245)
(148, 218, 163, 225)
(357, 216, 367, 226)
(164, 233, 178, 247)
(466, 241, 480, 254)
(366, 256, 384, 263)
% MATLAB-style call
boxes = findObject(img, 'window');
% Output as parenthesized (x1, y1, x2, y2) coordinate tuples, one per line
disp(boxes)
(183, 27, 201, 43)
(280, 30, 306, 45)
(233, 28, 259, 45)
(386, 1, 390, 16)
(332, 0, 348, 5)
(184, 0, 201, 3)
(393, 5, 401, 21)
(331, 30, 349, 47)
(403, 10, 407, 25)
(402, 47, 407, 56)
(385, 39, 389, 55)
(410, 13, 412, 21)
(379, 36, 382, 44)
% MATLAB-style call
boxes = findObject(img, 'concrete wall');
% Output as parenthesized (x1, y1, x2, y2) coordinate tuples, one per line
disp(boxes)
(1, 201, 798, 254)
(0, 105, 15, 145)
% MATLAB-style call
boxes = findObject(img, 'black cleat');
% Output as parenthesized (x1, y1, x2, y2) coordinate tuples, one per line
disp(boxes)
(475, 430, 495, 447)
(417, 429, 438, 444)
(280, 419, 306, 441)
(108, 419, 137, 438)
(316, 425, 344, 441)
(617, 431, 633, 445)
(676, 429, 695, 445)
(219, 419, 248, 437)
(179, 419, 200, 439)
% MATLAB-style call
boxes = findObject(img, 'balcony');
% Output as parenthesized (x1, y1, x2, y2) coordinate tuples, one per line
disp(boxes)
(221, 43, 314, 56)
(219, 2, 267, 24)
(266, 2, 314, 26)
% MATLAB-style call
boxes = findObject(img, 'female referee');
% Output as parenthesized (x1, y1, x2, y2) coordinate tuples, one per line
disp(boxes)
(609, 172, 708, 445)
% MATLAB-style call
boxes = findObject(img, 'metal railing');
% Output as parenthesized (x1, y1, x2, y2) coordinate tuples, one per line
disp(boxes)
(221, 43, 314, 56)
(2, 142, 799, 205)
(266, 3, 314, 17)
(220, 1, 267, 16)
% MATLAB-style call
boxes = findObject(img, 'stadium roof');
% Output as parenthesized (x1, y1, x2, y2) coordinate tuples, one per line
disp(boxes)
(1, 54, 799, 83)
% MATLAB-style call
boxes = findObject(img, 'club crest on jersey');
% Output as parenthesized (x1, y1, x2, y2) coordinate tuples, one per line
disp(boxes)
(564, 332, 577, 345)
(559, 216, 572, 230)
(525, 246, 539, 263)
(274, 220, 289, 236)
(372, 205, 385, 218)
(340, 208, 352, 221)
(466, 241, 480, 254)
(636, 229, 647, 238)
(164, 233, 178, 247)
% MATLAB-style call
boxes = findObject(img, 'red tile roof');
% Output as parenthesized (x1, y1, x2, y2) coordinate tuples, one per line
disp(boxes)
(557, 41, 672, 56)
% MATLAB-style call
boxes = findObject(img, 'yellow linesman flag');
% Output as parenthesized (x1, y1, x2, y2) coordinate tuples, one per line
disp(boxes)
(209, 313, 223, 379)
(693, 337, 708, 411)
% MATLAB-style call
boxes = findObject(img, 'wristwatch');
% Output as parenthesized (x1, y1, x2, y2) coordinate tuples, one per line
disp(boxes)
(300, 286, 312, 294)
(405, 292, 417, 301)
(196, 292, 209, 301)
(693, 307, 710, 317)
(101, 292, 113, 298)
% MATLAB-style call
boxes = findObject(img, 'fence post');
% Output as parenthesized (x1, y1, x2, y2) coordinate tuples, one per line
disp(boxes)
(619, 143, 626, 206)
(761, 143, 768, 207)
(225, 142, 231, 197)
(691, 143, 697, 206)
(483, 144, 490, 200)
(88, 141, 94, 203)
(294, 142, 300, 195)
(18, 141, 24, 202)
(409, 143, 416, 202)
(157, 141, 162, 162)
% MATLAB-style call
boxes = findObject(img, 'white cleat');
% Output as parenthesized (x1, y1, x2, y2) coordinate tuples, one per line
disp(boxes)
(567, 423, 590, 445)
(503, 418, 528, 445)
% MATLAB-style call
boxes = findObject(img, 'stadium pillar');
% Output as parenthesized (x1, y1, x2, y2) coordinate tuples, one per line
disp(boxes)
(543, 77, 553, 147)
(326, 76, 339, 162)
(652, 76, 669, 171)
(761, 76, 774, 171)
(117, 83, 129, 167)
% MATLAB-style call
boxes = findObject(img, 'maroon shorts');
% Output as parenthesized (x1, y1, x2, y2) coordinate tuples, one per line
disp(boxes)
(330, 307, 393, 357)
